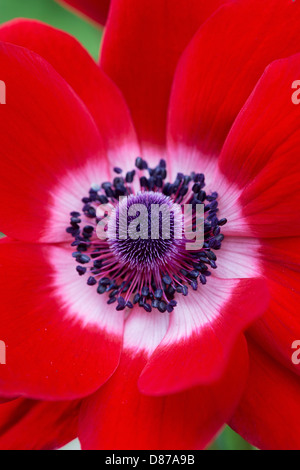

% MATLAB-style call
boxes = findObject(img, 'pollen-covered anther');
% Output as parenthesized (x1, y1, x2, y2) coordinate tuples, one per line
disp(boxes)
(66, 157, 227, 313)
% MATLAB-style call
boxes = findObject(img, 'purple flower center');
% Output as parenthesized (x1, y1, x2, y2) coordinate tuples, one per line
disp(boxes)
(108, 192, 184, 271)
(66, 158, 227, 313)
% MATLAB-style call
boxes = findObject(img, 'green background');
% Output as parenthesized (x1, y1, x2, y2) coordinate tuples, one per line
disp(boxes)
(0, 0, 102, 59)
(0, 0, 254, 451)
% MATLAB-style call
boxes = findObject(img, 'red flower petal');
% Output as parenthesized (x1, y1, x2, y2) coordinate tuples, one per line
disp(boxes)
(168, 0, 300, 175)
(218, 53, 300, 237)
(0, 398, 80, 450)
(57, 0, 110, 26)
(139, 278, 269, 395)
(101, 0, 228, 154)
(0, 20, 140, 177)
(230, 339, 300, 450)
(0, 239, 123, 400)
(79, 309, 249, 450)
(247, 238, 300, 376)
(0, 41, 109, 243)
(0, 397, 17, 404)
(210, 236, 300, 377)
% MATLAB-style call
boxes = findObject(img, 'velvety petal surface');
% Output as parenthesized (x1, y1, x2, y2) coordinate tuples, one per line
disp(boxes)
(0, 239, 123, 400)
(230, 339, 300, 450)
(0, 41, 110, 243)
(139, 278, 269, 395)
(79, 309, 249, 450)
(248, 238, 300, 376)
(213, 235, 300, 376)
(101, 0, 228, 155)
(0, 20, 140, 177)
(0, 398, 80, 450)
(168, 0, 300, 177)
(217, 54, 300, 237)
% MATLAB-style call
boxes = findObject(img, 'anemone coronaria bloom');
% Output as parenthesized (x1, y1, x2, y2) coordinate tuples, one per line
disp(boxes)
(0, 0, 299, 451)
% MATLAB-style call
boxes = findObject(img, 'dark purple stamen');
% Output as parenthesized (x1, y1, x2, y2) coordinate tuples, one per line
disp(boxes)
(66, 157, 227, 313)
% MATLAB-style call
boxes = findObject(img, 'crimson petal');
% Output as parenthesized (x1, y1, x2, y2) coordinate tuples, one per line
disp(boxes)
(0, 20, 140, 177)
(139, 278, 269, 395)
(0, 239, 123, 400)
(0, 398, 80, 450)
(230, 339, 300, 450)
(79, 309, 249, 450)
(249, 238, 300, 375)
(56, 0, 110, 26)
(218, 54, 300, 237)
(0, 41, 108, 243)
(101, 0, 228, 154)
(168, 0, 300, 176)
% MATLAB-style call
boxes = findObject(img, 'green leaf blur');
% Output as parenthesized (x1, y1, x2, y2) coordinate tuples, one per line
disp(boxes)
(0, 0, 102, 59)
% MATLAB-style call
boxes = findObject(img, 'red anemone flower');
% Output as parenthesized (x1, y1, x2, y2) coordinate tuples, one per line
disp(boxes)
(0, 0, 299, 451)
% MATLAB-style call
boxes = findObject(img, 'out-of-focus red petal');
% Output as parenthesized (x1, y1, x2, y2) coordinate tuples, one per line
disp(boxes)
(0, 398, 80, 450)
(139, 278, 269, 395)
(168, 0, 300, 175)
(246, 238, 300, 376)
(0, 239, 123, 400)
(79, 326, 248, 450)
(101, 0, 228, 154)
(57, 0, 110, 26)
(218, 54, 300, 237)
(0, 397, 17, 404)
(0, 41, 109, 243)
(0, 20, 140, 175)
(230, 339, 300, 450)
